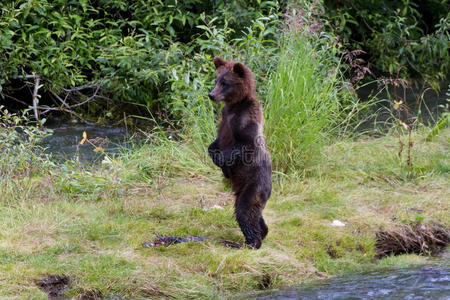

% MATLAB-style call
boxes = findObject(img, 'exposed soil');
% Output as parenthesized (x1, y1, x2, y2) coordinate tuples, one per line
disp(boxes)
(35, 274, 70, 299)
(258, 273, 274, 290)
(375, 223, 450, 258)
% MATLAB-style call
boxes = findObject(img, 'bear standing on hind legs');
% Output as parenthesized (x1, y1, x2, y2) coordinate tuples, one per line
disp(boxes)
(208, 57, 272, 249)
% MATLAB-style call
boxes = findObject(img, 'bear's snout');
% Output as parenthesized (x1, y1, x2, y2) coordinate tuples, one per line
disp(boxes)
(208, 93, 215, 101)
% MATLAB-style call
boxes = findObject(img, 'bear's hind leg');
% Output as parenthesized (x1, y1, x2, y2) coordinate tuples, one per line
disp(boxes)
(235, 184, 263, 249)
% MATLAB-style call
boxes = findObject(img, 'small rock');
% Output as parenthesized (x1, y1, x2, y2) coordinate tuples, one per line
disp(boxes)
(331, 220, 346, 227)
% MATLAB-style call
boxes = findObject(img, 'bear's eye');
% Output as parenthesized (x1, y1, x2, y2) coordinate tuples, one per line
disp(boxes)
(217, 81, 227, 88)
(222, 81, 232, 87)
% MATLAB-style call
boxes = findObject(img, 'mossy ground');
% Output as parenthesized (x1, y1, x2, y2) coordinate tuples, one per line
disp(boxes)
(0, 128, 448, 299)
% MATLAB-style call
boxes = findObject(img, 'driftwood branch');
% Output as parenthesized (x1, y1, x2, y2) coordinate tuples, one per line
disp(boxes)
(32, 76, 41, 123)
(48, 79, 105, 112)
(17, 75, 41, 79)
(12, 74, 42, 123)
(5, 88, 65, 115)
(49, 90, 71, 109)
(11, 75, 108, 120)
(35, 105, 84, 120)
(4, 94, 29, 106)
(62, 84, 99, 92)
(69, 81, 102, 108)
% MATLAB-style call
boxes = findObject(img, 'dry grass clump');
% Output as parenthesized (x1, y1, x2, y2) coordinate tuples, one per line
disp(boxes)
(375, 223, 450, 258)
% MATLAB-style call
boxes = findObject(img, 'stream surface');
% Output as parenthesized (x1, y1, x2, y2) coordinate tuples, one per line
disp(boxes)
(356, 80, 449, 131)
(252, 262, 450, 300)
(42, 118, 133, 163)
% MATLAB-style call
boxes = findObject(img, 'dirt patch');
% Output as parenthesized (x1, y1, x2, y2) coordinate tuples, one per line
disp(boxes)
(35, 274, 70, 299)
(375, 223, 450, 258)
(326, 244, 338, 258)
(257, 273, 274, 290)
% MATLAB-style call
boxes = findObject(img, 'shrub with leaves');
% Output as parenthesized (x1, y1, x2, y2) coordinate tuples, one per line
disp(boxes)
(323, 0, 450, 88)
(0, 106, 53, 178)
(0, 0, 280, 120)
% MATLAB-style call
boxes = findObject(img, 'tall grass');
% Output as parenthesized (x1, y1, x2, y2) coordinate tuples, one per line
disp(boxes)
(184, 92, 218, 157)
(264, 32, 362, 174)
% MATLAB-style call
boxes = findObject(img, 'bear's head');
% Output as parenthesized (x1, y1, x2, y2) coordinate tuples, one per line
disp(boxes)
(208, 57, 255, 104)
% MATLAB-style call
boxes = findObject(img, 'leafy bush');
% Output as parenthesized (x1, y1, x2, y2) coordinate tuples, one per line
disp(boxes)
(160, 11, 281, 152)
(0, 0, 280, 120)
(0, 106, 53, 179)
(324, 0, 450, 87)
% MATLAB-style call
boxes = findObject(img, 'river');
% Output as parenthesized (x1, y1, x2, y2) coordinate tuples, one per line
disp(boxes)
(251, 254, 449, 300)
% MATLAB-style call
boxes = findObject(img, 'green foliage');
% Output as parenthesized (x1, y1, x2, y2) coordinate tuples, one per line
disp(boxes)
(0, 106, 53, 179)
(426, 85, 450, 141)
(264, 30, 363, 173)
(160, 11, 280, 152)
(324, 0, 450, 87)
(0, 0, 280, 118)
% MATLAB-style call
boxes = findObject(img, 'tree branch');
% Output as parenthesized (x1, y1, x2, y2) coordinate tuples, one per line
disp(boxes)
(32, 76, 41, 123)
(17, 74, 41, 79)
(4, 94, 29, 106)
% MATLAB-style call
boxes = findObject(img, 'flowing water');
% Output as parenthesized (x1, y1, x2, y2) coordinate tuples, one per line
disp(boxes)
(42, 118, 133, 163)
(356, 80, 449, 132)
(251, 253, 450, 300)
(252, 266, 449, 300)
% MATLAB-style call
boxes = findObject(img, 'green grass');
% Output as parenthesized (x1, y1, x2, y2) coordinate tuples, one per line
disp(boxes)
(2, 4, 447, 298)
(264, 32, 369, 174)
(0, 127, 448, 299)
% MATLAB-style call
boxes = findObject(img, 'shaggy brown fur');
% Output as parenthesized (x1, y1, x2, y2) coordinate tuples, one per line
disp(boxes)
(208, 57, 272, 249)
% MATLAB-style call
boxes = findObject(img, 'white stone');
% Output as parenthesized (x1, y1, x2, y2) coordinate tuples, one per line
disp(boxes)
(203, 205, 224, 211)
(331, 220, 346, 227)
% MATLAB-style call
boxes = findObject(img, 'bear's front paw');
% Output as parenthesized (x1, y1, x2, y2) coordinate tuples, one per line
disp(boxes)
(208, 147, 225, 167)
(245, 238, 262, 249)
(208, 141, 218, 152)
(211, 152, 226, 167)
(221, 166, 232, 178)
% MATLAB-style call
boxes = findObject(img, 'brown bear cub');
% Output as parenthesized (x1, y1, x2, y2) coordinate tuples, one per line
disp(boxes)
(208, 57, 272, 249)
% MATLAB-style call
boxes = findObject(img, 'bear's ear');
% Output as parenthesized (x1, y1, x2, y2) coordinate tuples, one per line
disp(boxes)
(233, 62, 247, 78)
(213, 57, 226, 69)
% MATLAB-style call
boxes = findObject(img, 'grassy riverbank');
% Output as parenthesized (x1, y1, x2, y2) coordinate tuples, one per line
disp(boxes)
(1, 0, 449, 298)
(0, 127, 448, 299)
